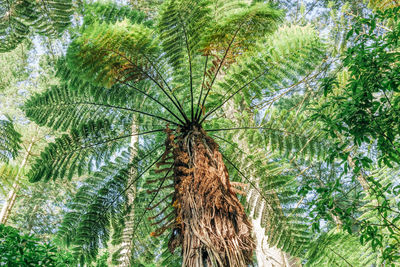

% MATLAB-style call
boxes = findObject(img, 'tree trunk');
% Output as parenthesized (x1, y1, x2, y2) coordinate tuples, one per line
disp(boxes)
(223, 102, 301, 267)
(159, 126, 255, 267)
(248, 191, 301, 267)
(113, 120, 138, 266)
(0, 137, 34, 224)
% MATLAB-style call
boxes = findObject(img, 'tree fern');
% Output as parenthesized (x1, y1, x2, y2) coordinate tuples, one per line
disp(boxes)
(24, 1, 331, 265)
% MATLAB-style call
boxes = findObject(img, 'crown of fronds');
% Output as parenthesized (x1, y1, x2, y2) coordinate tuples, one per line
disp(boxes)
(24, 0, 329, 263)
(0, 0, 73, 53)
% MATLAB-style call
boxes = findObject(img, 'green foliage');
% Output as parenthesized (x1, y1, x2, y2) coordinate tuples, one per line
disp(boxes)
(57, 146, 163, 263)
(23, 0, 330, 264)
(0, 163, 19, 196)
(358, 168, 400, 264)
(299, 158, 400, 264)
(206, 24, 325, 115)
(0, 43, 29, 91)
(0, 0, 73, 52)
(369, 0, 400, 11)
(0, 223, 75, 266)
(82, 1, 151, 28)
(313, 6, 400, 168)
(67, 20, 159, 88)
(305, 230, 378, 266)
(0, 119, 21, 162)
(27, 119, 132, 182)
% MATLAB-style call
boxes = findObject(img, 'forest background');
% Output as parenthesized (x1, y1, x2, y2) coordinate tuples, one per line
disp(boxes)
(0, 0, 399, 266)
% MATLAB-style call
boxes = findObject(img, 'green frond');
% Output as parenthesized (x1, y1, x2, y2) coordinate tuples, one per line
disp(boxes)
(29, 0, 73, 36)
(0, 163, 19, 196)
(305, 230, 378, 266)
(0, 119, 21, 162)
(25, 83, 139, 132)
(368, 0, 400, 10)
(66, 20, 159, 88)
(217, 138, 312, 257)
(27, 119, 135, 182)
(201, 3, 282, 55)
(205, 108, 327, 160)
(261, 109, 326, 160)
(0, 0, 73, 53)
(158, 0, 212, 70)
(204, 24, 325, 117)
(58, 146, 164, 263)
(58, 151, 133, 262)
(82, 1, 151, 28)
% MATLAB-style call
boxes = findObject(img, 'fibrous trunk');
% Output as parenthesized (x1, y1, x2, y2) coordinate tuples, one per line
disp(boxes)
(155, 126, 254, 266)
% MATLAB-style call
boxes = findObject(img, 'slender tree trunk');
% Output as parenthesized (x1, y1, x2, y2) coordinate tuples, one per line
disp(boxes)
(224, 102, 301, 267)
(116, 120, 138, 266)
(26, 204, 39, 232)
(0, 136, 34, 224)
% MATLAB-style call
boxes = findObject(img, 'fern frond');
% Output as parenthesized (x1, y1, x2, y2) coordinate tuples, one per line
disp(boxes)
(0, 119, 21, 162)
(82, 1, 150, 28)
(217, 139, 312, 257)
(24, 81, 175, 131)
(305, 230, 378, 266)
(58, 146, 163, 262)
(66, 19, 189, 124)
(29, 0, 73, 36)
(158, 0, 211, 71)
(27, 119, 163, 182)
(66, 20, 158, 88)
(200, 3, 282, 56)
(0, 0, 73, 52)
(0, 163, 19, 196)
(206, 109, 327, 160)
(368, 0, 400, 10)
(202, 24, 325, 121)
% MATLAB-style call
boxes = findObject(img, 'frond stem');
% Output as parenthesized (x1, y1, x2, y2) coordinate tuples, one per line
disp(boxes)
(194, 55, 208, 121)
(206, 126, 295, 135)
(30, 101, 182, 126)
(178, 15, 194, 121)
(117, 78, 186, 125)
(196, 21, 245, 122)
(200, 69, 268, 124)
(102, 47, 189, 123)
(132, 164, 173, 236)
(66, 129, 165, 155)
(139, 53, 190, 124)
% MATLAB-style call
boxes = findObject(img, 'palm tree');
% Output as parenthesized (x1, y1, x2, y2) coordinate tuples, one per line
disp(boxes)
(25, 0, 325, 265)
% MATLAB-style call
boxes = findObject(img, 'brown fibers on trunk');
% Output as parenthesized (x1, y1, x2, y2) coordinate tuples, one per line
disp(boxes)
(157, 126, 254, 266)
